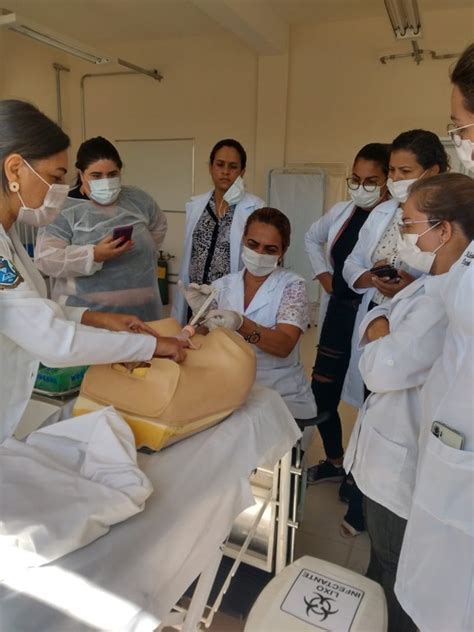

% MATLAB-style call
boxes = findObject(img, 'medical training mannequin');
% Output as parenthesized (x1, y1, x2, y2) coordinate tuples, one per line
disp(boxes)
(35, 136, 167, 321)
(172, 138, 265, 325)
(304, 143, 390, 493)
(184, 207, 316, 428)
(342, 129, 449, 409)
(0, 100, 186, 443)
(395, 43, 474, 632)
(344, 173, 474, 632)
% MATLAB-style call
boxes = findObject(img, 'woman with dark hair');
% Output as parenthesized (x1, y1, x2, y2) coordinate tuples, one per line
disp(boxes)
(448, 41, 474, 171)
(303, 143, 391, 489)
(396, 43, 474, 632)
(173, 138, 264, 325)
(344, 173, 474, 632)
(186, 207, 316, 426)
(343, 129, 449, 408)
(35, 136, 167, 321)
(0, 100, 186, 441)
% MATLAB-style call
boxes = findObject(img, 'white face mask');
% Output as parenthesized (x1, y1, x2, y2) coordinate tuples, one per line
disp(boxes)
(397, 222, 444, 274)
(223, 175, 245, 206)
(88, 176, 121, 205)
(387, 172, 426, 204)
(455, 138, 474, 172)
(349, 185, 382, 209)
(16, 160, 69, 227)
(242, 245, 279, 277)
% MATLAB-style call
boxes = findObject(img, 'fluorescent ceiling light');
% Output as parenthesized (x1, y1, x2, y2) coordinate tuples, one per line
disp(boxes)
(0, 12, 162, 79)
(0, 12, 111, 63)
(384, 0, 422, 40)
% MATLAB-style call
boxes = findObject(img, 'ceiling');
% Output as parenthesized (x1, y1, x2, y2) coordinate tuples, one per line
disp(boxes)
(1, 0, 472, 46)
(267, 0, 473, 25)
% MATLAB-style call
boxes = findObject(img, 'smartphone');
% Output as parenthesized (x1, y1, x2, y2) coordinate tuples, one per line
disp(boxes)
(370, 264, 399, 279)
(112, 225, 133, 243)
(431, 421, 464, 450)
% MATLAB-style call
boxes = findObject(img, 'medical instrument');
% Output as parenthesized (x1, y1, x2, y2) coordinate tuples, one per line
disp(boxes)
(431, 421, 464, 450)
(174, 288, 219, 347)
(112, 225, 133, 242)
(189, 287, 219, 328)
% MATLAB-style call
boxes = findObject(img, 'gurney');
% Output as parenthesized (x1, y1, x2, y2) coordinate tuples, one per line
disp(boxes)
(0, 386, 301, 632)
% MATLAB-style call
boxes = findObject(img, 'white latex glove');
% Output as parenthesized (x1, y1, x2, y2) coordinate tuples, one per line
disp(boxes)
(203, 309, 244, 331)
(178, 280, 214, 313)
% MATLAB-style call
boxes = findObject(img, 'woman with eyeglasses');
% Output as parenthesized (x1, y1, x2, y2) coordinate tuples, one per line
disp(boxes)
(343, 129, 449, 408)
(344, 173, 474, 632)
(395, 42, 474, 632)
(304, 143, 391, 497)
(447, 43, 474, 173)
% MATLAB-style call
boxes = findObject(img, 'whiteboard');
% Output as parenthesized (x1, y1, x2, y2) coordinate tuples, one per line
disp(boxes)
(268, 169, 326, 304)
(115, 138, 194, 279)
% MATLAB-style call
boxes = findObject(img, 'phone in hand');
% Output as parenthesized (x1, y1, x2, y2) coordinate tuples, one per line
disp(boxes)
(112, 225, 133, 244)
(370, 264, 399, 279)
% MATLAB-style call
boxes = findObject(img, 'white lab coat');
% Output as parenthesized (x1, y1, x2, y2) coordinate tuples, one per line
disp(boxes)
(395, 242, 474, 631)
(172, 190, 265, 325)
(342, 198, 403, 407)
(304, 200, 355, 330)
(212, 267, 316, 421)
(0, 224, 156, 443)
(344, 275, 448, 519)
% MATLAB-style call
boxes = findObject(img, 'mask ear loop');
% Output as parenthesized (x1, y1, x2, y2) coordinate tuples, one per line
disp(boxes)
(23, 159, 51, 189)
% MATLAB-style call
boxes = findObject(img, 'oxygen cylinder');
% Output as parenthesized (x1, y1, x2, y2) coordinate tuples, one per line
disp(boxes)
(157, 250, 169, 306)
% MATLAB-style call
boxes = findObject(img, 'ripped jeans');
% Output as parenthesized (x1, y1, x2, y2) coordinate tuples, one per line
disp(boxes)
(311, 295, 361, 460)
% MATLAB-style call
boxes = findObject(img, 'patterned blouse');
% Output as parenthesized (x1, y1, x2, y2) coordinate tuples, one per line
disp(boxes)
(371, 209, 401, 305)
(188, 194, 235, 284)
(277, 279, 309, 331)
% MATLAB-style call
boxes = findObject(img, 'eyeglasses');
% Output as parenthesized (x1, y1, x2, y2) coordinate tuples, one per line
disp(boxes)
(397, 218, 441, 234)
(447, 122, 474, 147)
(346, 177, 383, 192)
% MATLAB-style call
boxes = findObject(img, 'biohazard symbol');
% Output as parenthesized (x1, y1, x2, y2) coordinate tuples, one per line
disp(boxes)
(304, 592, 339, 621)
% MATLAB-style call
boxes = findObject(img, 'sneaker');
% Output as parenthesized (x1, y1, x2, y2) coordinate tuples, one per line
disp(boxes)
(307, 459, 345, 484)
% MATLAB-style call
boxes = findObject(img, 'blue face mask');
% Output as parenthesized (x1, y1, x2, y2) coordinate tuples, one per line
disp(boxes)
(88, 177, 121, 205)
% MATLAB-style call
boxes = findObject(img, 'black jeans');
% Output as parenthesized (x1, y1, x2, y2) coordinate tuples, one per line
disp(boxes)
(364, 497, 417, 632)
(311, 295, 360, 460)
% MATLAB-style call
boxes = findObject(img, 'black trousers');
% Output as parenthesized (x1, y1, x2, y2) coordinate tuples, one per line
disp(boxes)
(364, 497, 417, 632)
(311, 295, 360, 460)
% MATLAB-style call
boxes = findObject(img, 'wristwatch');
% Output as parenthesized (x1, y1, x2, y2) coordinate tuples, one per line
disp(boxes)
(245, 327, 261, 344)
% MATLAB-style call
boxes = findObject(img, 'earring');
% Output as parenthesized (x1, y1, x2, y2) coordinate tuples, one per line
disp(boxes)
(9, 181, 19, 193)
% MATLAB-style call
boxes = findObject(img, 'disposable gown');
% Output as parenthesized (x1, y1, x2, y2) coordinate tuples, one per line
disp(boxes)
(35, 186, 167, 320)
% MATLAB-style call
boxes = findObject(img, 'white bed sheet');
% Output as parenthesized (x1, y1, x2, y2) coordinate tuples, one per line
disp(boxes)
(0, 386, 300, 631)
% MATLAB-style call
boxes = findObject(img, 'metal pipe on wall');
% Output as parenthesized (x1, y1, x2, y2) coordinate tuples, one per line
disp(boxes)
(53, 62, 70, 128)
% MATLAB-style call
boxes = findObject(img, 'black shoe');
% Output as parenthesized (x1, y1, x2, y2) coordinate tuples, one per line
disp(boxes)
(307, 459, 345, 484)
(339, 474, 352, 503)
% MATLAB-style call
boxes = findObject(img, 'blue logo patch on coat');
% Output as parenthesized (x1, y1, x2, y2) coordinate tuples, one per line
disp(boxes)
(0, 256, 23, 289)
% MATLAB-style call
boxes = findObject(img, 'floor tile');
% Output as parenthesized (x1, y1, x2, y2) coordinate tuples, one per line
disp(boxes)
(346, 545, 370, 575)
(294, 530, 352, 568)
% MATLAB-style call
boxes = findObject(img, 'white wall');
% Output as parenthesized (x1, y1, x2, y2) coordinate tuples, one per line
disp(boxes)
(0, 6, 472, 289)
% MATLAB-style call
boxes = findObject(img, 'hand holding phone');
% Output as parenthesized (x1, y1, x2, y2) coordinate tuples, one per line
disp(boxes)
(112, 225, 134, 244)
(94, 233, 134, 263)
(370, 264, 400, 279)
